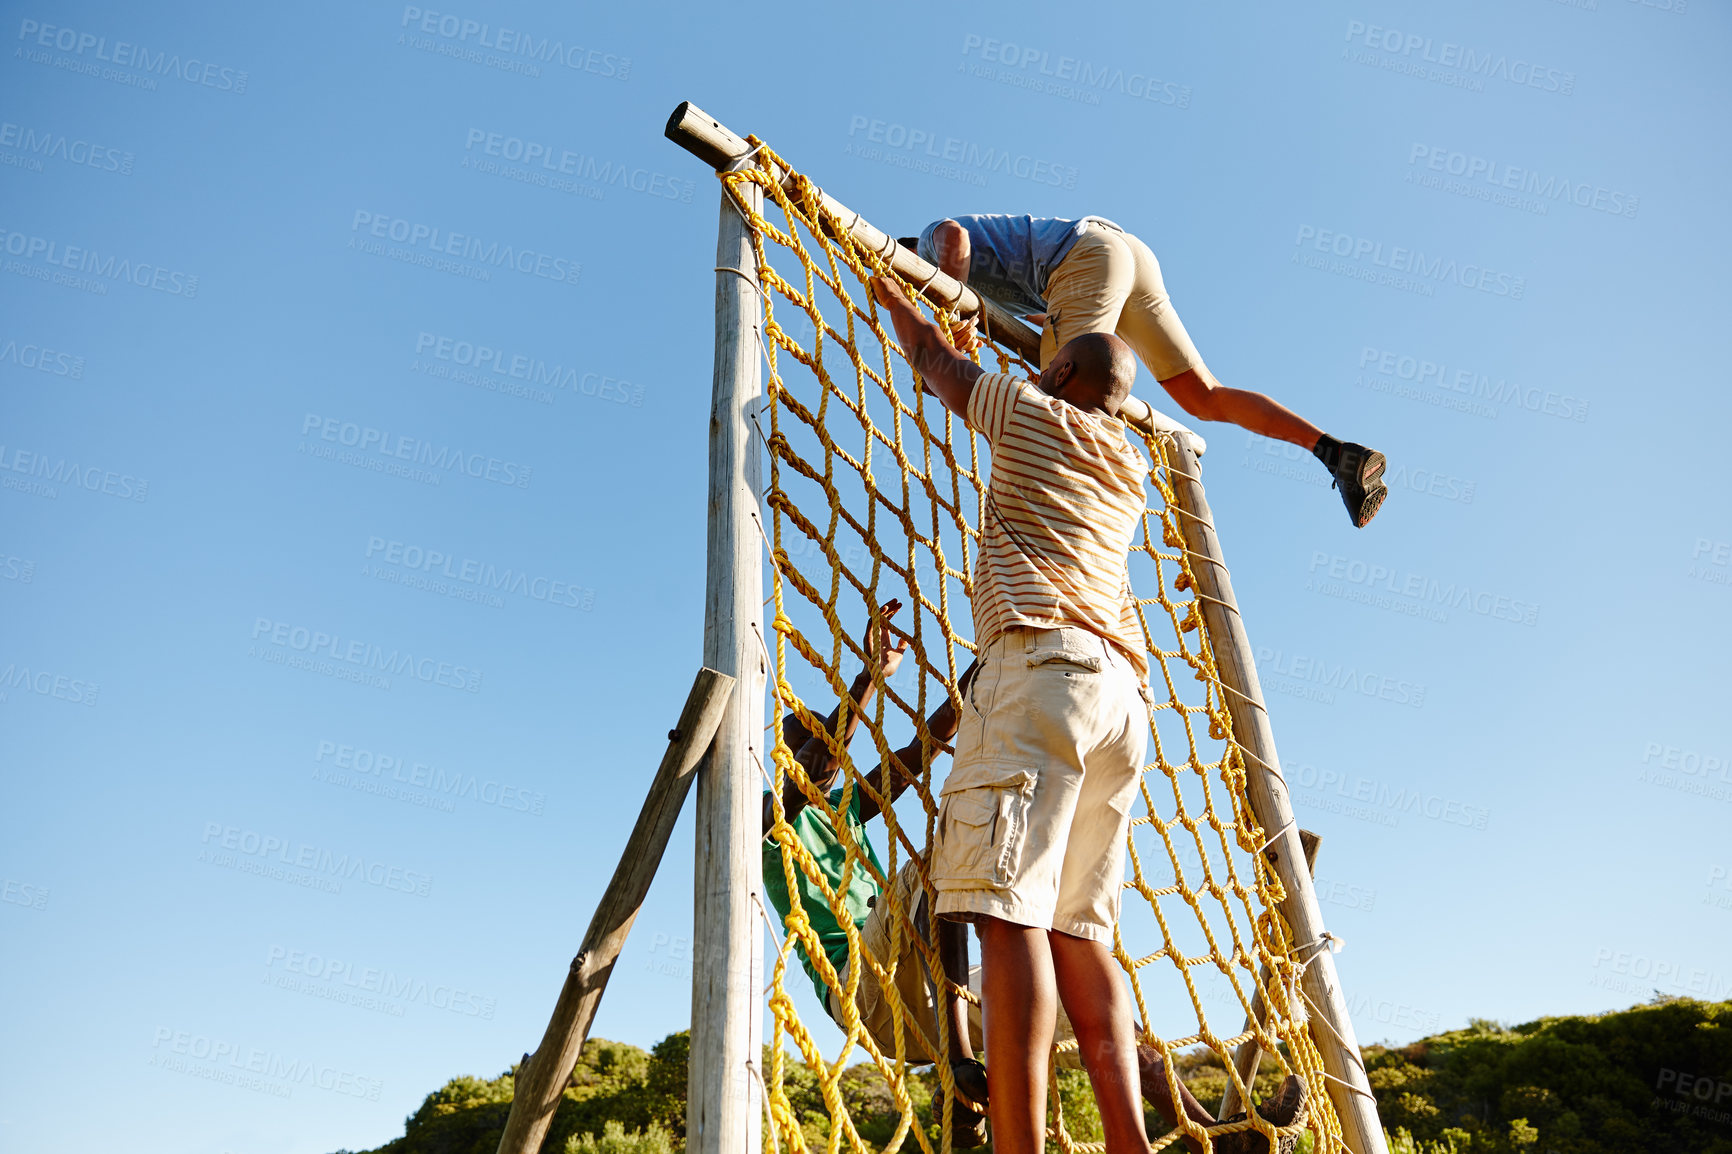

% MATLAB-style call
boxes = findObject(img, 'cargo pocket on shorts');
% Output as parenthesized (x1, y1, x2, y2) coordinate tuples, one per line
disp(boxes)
(933, 766, 1038, 889)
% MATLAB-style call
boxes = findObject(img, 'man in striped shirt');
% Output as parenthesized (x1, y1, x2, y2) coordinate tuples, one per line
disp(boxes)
(870, 275, 1193, 1154)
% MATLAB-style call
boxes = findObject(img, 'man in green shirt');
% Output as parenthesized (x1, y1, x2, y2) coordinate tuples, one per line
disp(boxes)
(761, 602, 1306, 1153)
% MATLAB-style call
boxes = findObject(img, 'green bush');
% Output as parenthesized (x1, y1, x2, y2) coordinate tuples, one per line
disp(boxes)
(564, 1120, 680, 1154)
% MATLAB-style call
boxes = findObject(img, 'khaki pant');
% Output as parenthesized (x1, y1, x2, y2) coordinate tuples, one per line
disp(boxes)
(827, 860, 1079, 1063)
(1039, 220, 1204, 380)
(828, 859, 984, 1063)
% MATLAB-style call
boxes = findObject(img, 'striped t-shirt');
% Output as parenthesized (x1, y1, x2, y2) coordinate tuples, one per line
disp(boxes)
(967, 374, 1150, 680)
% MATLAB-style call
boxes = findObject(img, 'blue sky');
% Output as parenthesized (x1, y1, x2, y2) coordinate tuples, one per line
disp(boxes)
(2, 1, 1729, 1151)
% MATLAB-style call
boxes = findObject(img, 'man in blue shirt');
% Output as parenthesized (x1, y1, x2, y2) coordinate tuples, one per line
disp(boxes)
(904, 214, 1388, 528)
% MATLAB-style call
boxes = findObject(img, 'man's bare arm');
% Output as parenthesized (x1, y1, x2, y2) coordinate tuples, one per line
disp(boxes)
(869, 277, 983, 420)
(761, 601, 909, 835)
(858, 660, 977, 824)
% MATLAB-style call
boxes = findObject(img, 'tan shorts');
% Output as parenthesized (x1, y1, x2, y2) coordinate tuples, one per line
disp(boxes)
(828, 859, 1078, 1062)
(1040, 220, 1204, 380)
(931, 627, 1149, 941)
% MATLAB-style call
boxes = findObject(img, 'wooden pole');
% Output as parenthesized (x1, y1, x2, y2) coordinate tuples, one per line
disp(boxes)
(688, 170, 767, 1154)
(494, 667, 736, 1154)
(1219, 829, 1323, 1121)
(662, 101, 1199, 450)
(1160, 434, 1388, 1154)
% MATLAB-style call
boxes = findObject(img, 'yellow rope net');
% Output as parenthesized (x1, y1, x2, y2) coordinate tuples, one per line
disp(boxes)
(723, 141, 1343, 1154)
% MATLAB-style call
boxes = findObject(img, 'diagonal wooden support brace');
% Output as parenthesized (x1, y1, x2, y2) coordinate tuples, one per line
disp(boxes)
(495, 667, 736, 1154)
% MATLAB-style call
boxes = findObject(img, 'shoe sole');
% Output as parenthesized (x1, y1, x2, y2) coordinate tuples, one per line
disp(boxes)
(1356, 450, 1386, 488)
(1355, 482, 1388, 528)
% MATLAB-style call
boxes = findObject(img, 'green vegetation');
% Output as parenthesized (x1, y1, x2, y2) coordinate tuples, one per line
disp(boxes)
(342, 999, 1731, 1154)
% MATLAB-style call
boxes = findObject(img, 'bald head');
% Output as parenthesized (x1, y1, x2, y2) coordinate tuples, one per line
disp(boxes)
(1038, 331, 1138, 414)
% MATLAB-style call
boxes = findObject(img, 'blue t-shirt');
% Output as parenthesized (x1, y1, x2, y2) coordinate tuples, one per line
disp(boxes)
(917, 214, 1116, 316)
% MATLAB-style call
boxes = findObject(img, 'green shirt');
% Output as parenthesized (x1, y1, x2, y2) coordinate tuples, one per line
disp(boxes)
(762, 787, 885, 1006)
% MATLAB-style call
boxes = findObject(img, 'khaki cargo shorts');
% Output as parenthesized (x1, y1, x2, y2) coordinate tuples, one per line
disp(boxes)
(1039, 219, 1205, 381)
(931, 626, 1149, 941)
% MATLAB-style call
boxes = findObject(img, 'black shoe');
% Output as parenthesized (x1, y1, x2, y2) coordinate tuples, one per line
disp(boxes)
(948, 1057, 990, 1112)
(1206, 1074, 1307, 1154)
(947, 1102, 987, 1148)
(1328, 442, 1387, 528)
(944, 1058, 990, 1148)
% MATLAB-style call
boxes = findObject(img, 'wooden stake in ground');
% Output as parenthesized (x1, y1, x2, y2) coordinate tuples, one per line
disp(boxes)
(1219, 829, 1323, 1121)
(494, 667, 735, 1154)
(1161, 435, 1388, 1154)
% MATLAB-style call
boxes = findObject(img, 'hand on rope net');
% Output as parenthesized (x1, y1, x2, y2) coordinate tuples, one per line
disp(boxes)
(722, 140, 1343, 1154)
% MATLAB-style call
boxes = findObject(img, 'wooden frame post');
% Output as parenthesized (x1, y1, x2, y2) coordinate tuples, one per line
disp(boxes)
(688, 168, 767, 1154)
(1219, 829, 1322, 1121)
(1160, 434, 1388, 1154)
(495, 669, 735, 1154)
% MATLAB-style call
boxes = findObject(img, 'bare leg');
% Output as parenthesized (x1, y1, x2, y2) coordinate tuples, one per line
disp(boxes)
(1048, 931, 1149, 1154)
(938, 920, 976, 1064)
(978, 916, 1058, 1154)
(1157, 367, 1323, 450)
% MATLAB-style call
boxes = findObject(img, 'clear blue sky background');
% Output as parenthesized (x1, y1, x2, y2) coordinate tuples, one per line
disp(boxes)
(3, 1, 1729, 1151)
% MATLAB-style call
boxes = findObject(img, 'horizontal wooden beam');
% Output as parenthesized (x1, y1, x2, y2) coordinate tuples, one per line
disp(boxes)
(664, 101, 1201, 451)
